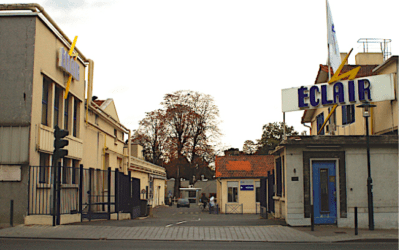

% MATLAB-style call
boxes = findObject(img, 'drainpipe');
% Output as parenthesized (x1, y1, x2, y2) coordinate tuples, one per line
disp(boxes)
(86, 59, 94, 125)
(302, 123, 312, 135)
(103, 133, 107, 170)
(127, 129, 131, 174)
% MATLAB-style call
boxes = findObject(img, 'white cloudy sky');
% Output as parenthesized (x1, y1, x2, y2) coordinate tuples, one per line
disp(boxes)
(4, 0, 399, 150)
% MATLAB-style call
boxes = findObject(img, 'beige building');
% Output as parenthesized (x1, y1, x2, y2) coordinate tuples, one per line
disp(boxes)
(84, 97, 167, 208)
(83, 98, 130, 172)
(127, 144, 166, 207)
(302, 53, 398, 136)
(0, 4, 166, 224)
(215, 150, 274, 214)
(0, 5, 90, 224)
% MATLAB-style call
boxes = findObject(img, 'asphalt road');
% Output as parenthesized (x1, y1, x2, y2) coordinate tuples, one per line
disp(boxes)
(1, 239, 398, 250)
(72, 205, 286, 227)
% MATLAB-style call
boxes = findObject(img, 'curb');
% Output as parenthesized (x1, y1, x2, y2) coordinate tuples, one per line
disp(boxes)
(0, 235, 398, 243)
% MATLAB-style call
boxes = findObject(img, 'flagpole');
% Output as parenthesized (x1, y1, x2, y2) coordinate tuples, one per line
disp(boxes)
(326, 0, 331, 81)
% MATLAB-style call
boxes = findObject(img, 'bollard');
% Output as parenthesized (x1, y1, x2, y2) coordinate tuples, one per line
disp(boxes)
(10, 200, 14, 227)
(355, 207, 358, 235)
(311, 205, 314, 231)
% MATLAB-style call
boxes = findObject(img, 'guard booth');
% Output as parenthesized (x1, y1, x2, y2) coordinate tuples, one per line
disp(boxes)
(179, 187, 202, 204)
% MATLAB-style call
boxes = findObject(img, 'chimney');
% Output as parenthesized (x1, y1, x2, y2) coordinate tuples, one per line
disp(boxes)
(355, 52, 384, 65)
(340, 53, 349, 65)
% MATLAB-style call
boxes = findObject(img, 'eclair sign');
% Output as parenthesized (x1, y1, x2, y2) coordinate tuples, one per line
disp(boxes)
(57, 47, 80, 81)
(281, 74, 395, 112)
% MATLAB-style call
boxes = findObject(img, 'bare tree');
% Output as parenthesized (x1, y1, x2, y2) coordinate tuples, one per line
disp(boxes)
(132, 109, 167, 165)
(161, 90, 221, 197)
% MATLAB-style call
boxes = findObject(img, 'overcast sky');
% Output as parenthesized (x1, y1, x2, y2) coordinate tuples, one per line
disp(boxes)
(4, 0, 399, 151)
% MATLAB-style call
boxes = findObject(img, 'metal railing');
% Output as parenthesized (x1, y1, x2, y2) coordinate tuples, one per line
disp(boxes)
(225, 203, 243, 214)
(28, 166, 79, 215)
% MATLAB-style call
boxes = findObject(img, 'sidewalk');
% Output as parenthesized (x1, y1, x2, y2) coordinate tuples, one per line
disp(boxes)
(0, 224, 397, 242)
(293, 225, 399, 242)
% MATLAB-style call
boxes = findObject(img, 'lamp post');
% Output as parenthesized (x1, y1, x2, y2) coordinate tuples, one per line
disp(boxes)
(357, 101, 376, 230)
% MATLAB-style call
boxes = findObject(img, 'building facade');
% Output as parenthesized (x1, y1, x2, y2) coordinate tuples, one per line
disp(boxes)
(215, 150, 274, 214)
(272, 136, 398, 229)
(275, 52, 399, 229)
(127, 143, 167, 208)
(0, 7, 88, 224)
(302, 53, 398, 136)
(0, 5, 167, 224)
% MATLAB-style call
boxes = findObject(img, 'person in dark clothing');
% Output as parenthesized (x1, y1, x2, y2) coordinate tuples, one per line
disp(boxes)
(200, 193, 208, 209)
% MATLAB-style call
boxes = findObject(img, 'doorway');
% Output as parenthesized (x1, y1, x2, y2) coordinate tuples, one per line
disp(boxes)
(312, 161, 337, 224)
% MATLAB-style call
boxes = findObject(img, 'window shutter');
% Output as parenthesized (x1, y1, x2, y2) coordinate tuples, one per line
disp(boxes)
(342, 105, 347, 125)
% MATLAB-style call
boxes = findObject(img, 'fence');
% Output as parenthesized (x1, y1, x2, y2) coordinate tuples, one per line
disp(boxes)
(225, 203, 243, 214)
(28, 165, 140, 224)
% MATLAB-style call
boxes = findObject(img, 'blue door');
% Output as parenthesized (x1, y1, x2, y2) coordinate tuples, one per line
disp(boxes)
(312, 161, 337, 224)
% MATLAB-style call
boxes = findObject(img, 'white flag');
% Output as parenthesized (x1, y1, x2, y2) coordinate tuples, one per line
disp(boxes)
(326, 0, 341, 73)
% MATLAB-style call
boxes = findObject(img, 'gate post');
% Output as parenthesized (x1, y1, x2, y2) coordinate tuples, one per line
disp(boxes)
(79, 164, 83, 222)
(115, 168, 119, 218)
(108, 167, 111, 220)
(88, 168, 93, 222)
(128, 171, 132, 217)
(56, 162, 62, 225)
(52, 164, 57, 226)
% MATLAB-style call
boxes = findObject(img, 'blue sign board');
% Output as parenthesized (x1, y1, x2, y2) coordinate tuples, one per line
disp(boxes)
(240, 185, 254, 191)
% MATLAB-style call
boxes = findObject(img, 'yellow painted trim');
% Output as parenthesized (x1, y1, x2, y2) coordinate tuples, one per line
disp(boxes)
(63, 75, 72, 99)
(69, 36, 78, 56)
(64, 36, 78, 99)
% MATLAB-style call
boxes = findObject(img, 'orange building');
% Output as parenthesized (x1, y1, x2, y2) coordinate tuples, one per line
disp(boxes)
(215, 149, 274, 214)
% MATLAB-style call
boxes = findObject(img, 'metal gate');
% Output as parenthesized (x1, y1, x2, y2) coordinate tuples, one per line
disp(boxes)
(267, 170, 275, 213)
(81, 167, 115, 221)
(116, 170, 141, 219)
(29, 165, 141, 224)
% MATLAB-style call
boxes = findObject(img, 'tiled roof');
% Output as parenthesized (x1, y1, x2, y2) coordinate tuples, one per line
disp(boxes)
(315, 64, 378, 84)
(93, 100, 105, 106)
(215, 155, 274, 178)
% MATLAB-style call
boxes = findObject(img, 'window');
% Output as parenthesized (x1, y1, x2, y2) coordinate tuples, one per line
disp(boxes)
(316, 112, 325, 135)
(72, 160, 79, 184)
(62, 158, 71, 184)
(227, 181, 238, 203)
(114, 129, 118, 144)
(255, 181, 260, 203)
(95, 114, 99, 125)
(54, 86, 61, 128)
(276, 158, 282, 196)
(41, 77, 51, 126)
(73, 99, 78, 137)
(64, 95, 69, 131)
(342, 104, 355, 125)
(39, 153, 49, 183)
(326, 107, 336, 133)
(117, 157, 122, 171)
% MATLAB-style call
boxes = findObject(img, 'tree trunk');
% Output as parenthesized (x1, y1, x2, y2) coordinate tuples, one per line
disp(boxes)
(173, 176, 180, 198)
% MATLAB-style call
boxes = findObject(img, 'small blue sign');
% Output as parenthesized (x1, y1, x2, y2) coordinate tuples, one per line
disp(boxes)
(240, 185, 254, 191)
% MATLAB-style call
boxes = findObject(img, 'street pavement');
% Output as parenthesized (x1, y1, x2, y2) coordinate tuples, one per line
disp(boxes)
(0, 205, 398, 243)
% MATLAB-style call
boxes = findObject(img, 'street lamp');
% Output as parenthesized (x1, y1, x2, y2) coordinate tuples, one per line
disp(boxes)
(357, 101, 376, 230)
